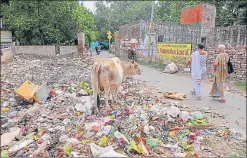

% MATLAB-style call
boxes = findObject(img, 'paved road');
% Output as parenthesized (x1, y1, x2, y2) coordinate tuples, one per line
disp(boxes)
(93, 50, 246, 137)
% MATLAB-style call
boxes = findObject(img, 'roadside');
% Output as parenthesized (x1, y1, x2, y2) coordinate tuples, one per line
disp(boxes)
(137, 59, 246, 97)
(97, 50, 246, 137)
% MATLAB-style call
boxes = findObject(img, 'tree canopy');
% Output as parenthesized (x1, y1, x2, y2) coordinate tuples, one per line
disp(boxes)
(1, 0, 98, 45)
(94, 1, 247, 41)
(1, 1, 246, 45)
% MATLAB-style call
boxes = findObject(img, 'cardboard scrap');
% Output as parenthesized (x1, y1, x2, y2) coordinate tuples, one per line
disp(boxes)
(164, 91, 186, 100)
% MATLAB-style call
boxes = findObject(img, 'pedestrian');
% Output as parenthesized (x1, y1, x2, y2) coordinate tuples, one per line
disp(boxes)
(209, 44, 229, 103)
(186, 43, 208, 100)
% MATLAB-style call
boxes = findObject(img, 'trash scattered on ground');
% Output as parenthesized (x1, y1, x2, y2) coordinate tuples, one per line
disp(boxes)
(164, 91, 186, 100)
(1, 54, 246, 157)
(163, 62, 178, 74)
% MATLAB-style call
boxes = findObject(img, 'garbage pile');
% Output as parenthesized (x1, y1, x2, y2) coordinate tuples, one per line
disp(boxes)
(1, 54, 246, 157)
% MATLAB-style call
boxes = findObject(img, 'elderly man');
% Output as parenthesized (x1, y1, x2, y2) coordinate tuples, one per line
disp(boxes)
(209, 44, 230, 103)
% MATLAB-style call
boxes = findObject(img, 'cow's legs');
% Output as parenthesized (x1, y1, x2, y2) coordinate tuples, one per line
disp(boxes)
(114, 85, 120, 103)
(110, 88, 114, 105)
(104, 86, 111, 110)
(92, 89, 99, 114)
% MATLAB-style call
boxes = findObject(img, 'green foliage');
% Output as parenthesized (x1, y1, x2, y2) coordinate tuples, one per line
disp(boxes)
(1, 0, 98, 45)
(94, 0, 246, 42)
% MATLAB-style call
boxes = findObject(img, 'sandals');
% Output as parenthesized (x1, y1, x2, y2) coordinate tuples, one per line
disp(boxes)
(195, 96, 202, 100)
(190, 90, 195, 95)
(218, 98, 226, 103)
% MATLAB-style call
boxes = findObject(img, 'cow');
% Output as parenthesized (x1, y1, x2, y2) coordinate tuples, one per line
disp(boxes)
(91, 57, 142, 114)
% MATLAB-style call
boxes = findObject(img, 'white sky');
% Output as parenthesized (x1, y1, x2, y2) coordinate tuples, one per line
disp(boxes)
(80, 1, 159, 13)
(80, 1, 96, 13)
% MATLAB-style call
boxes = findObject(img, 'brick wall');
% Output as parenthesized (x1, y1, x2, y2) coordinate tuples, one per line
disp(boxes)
(13, 45, 78, 56)
(59, 46, 78, 56)
(206, 46, 246, 81)
(14, 46, 56, 56)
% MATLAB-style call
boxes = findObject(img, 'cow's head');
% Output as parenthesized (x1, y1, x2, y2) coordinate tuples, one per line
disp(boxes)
(127, 60, 142, 75)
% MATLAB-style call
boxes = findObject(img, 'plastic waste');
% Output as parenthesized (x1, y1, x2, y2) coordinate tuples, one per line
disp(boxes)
(169, 131, 176, 137)
(138, 140, 150, 155)
(90, 143, 127, 157)
(31, 140, 50, 156)
(1, 128, 21, 147)
(191, 111, 203, 120)
(179, 111, 190, 122)
(181, 141, 193, 150)
(143, 125, 150, 135)
(230, 129, 242, 140)
(114, 131, 130, 144)
(64, 143, 72, 156)
(81, 139, 92, 145)
(230, 152, 239, 157)
(1, 150, 9, 157)
(128, 141, 142, 153)
(8, 132, 35, 153)
(98, 135, 108, 147)
(146, 138, 161, 149)
(71, 152, 80, 157)
(164, 143, 178, 149)
(96, 125, 112, 137)
(149, 104, 160, 115)
(167, 106, 180, 118)
(174, 152, 186, 157)
(1, 107, 9, 112)
(90, 125, 100, 133)
(66, 138, 80, 144)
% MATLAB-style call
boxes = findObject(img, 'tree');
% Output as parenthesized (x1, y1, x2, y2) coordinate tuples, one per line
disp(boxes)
(1, 0, 98, 45)
(93, 0, 246, 40)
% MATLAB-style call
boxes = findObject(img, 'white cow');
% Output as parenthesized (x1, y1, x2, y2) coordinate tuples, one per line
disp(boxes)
(91, 57, 141, 114)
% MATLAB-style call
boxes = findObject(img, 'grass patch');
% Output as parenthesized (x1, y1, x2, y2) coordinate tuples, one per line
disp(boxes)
(138, 60, 164, 70)
(233, 82, 246, 89)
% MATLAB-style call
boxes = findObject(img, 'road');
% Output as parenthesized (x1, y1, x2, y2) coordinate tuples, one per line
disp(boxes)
(93, 50, 246, 137)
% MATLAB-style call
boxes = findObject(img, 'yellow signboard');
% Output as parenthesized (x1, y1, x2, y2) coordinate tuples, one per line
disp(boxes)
(107, 35, 112, 40)
(107, 31, 111, 35)
(157, 43, 192, 64)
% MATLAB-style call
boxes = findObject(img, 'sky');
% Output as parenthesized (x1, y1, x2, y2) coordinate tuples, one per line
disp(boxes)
(80, 1, 96, 13)
(80, 1, 159, 13)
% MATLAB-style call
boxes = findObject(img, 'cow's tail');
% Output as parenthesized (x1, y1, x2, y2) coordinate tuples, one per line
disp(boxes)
(91, 62, 101, 110)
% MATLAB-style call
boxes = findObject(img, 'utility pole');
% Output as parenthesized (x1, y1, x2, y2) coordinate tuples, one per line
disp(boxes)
(147, 1, 154, 63)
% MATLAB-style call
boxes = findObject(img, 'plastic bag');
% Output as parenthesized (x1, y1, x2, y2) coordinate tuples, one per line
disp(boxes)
(66, 138, 80, 144)
(167, 106, 180, 118)
(64, 143, 72, 155)
(191, 111, 203, 120)
(179, 111, 190, 122)
(230, 129, 243, 140)
(96, 125, 112, 138)
(230, 152, 239, 157)
(164, 143, 178, 149)
(90, 143, 127, 157)
(138, 140, 150, 155)
(1, 150, 9, 157)
(146, 138, 161, 149)
(59, 135, 69, 142)
(81, 139, 92, 145)
(128, 141, 142, 153)
(181, 142, 193, 150)
(98, 135, 108, 147)
(114, 131, 130, 144)
(31, 140, 50, 156)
